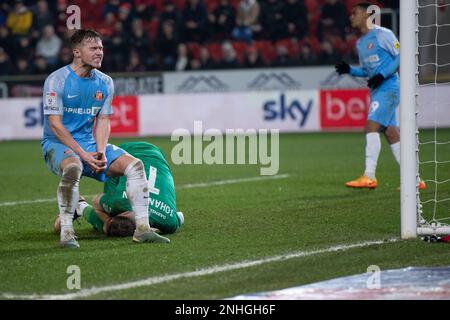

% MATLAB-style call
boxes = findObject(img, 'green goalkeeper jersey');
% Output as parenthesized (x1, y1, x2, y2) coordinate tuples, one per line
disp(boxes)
(98, 141, 181, 234)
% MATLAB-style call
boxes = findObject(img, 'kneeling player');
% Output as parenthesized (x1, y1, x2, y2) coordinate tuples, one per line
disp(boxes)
(54, 141, 184, 237)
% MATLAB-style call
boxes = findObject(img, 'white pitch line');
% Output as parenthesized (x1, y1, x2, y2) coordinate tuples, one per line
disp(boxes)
(0, 174, 290, 207)
(1, 238, 398, 300)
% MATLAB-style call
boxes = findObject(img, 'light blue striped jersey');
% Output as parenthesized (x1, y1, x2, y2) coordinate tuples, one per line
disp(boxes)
(42, 65, 114, 143)
(350, 25, 400, 91)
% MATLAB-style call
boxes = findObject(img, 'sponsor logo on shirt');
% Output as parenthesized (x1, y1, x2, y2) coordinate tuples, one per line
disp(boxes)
(365, 55, 380, 63)
(63, 106, 101, 115)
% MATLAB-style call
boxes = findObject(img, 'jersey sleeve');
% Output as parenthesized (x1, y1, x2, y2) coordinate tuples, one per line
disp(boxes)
(42, 72, 65, 115)
(377, 29, 400, 78)
(377, 29, 400, 57)
(350, 66, 369, 77)
(99, 75, 114, 116)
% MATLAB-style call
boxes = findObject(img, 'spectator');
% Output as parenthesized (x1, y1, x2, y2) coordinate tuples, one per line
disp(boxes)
(126, 49, 146, 72)
(217, 41, 241, 69)
(298, 43, 318, 66)
(174, 43, 190, 71)
(273, 44, 298, 67)
(31, 0, 54, 40)
(260, 0, 286, 41)
(34, 55, 49, 74)
(15, 55, 31, 75)
(189, 58, 201, 70)
(243, 45, 265, 68)
(13, 36, 33, 62)
(156, 20, 179, 70)
(36, 24, 62, 67)
(55, 0, 69, 35)
(232, 0, 261, 43)
(104, 21, 128, 72)
(159, 0, 182, 33)
(318, 40, 342, 65)
(0, 26, 13, 52)
(128, 18, 151, 62)
(0, 2, 8, 27)
(134, 0, 158, 21)
(56, 46, 72, 69)
(103, 0, 121, 17)
(181, 0, 208, 43)
(0, 47, 13, 75)
(96, 11, 116, 38)
(117, 2, 134, 34)
(199, 46, 216, 70)
(317, 0, 348, 41)
(283, 0, 308, 40)
(6, 0, 33, 36)
(208, 0, 235, 41)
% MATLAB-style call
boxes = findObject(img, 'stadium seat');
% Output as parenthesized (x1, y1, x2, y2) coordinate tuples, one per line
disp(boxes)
(187, 42, 201, 59)
(275, 39, 300, 59)
(206, 42, 223, 62)
(231, 41, 247, 63)
(254, 40, 276, 64)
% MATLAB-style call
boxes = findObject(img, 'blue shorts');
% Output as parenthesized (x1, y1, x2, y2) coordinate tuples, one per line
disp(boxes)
(41, 140, 126, 182)
(368, 88, 399, 128)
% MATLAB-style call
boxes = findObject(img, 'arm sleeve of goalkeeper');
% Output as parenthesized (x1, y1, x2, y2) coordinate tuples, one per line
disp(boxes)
(350, 66, 369, 77)
(379, 52, 400, 78)
(83, 206, 105, 233)
(377, 28, 400, 78)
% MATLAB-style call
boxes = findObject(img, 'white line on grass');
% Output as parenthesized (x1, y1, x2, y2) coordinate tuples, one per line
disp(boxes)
(0, 174, 290, 207)
(1, 238, 398, 300)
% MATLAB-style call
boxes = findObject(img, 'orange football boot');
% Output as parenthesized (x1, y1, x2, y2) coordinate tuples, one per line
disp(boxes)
(345, 175, 378, 189)
(419, 179, 426, 190)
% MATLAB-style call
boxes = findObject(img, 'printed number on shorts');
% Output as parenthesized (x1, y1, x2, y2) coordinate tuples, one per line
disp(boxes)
(147, 166, 160, 195)
(370, 101, 380, 113)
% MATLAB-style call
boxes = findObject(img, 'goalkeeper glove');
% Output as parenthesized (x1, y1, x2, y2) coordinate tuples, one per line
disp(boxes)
(335, 61, 350, 75)
(367, 73, 385, 89)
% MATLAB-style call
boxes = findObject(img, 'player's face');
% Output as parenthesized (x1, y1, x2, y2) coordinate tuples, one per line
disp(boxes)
(79, 37, 103, 69)
(350, 7, 368, 29)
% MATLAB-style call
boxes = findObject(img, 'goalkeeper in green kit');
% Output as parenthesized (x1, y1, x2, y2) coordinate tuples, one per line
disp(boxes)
(54, 141, 184, 238)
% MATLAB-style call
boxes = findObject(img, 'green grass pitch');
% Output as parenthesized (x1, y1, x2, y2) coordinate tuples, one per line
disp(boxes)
(0, 130, 449, 299)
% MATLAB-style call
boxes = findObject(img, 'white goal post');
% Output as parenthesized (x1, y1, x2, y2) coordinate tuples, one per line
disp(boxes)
(400, 0, 450, 238)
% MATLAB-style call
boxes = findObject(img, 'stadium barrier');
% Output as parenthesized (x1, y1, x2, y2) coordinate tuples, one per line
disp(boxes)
(0, 85, 450, 140)
(0, 86, 449, 140)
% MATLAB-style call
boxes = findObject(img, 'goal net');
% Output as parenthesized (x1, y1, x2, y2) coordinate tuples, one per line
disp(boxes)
(401, 0, 450, 238)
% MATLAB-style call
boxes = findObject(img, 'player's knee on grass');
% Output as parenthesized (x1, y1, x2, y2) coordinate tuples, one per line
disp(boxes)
(107, 215, 136, 237)
(154, 215, 182, 234)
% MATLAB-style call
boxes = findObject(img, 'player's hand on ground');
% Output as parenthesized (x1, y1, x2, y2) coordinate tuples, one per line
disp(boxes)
(367, 73, 385, 89)
(335, 61, 350, 75)
(80, 151, 104, 173)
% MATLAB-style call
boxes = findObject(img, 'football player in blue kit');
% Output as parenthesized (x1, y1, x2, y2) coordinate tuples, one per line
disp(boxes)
(42, 29, 170, 248)
(335, 2, 426, 190)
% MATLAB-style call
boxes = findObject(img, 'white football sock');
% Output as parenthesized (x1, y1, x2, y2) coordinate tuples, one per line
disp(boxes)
(390, 141, 401, 165)
(57, 163, 82, 237)
(77, 200, 89, 216)
(125, 159, 150, 232)
(364, 132, 381, 179)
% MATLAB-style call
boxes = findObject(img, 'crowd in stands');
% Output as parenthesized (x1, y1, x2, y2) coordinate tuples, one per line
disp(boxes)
(0, 0, 398, 76)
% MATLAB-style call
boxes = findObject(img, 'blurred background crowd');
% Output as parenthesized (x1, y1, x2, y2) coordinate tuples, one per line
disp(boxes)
(0, 0, 399, 75)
